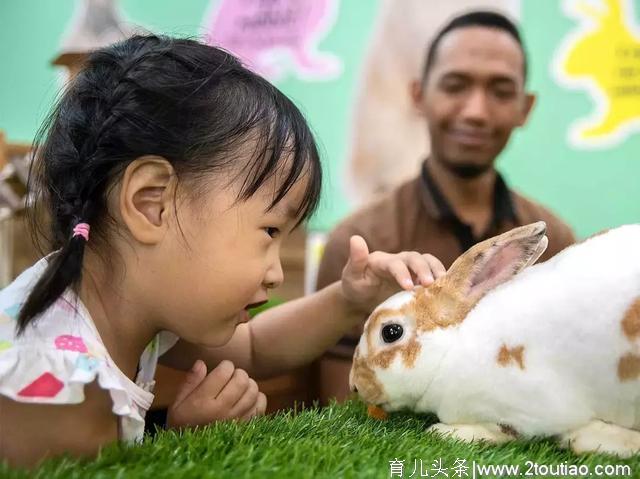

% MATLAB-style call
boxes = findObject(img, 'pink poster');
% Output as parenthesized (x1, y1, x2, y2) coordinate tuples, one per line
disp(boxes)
(203, 0, 342, 81)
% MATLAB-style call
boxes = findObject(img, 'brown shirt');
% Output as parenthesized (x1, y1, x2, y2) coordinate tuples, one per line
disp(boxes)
(317, 163, 576, 358)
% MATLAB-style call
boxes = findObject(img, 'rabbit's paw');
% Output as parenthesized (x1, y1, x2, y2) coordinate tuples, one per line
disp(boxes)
(560, 420, 640, 458)
(427, 422, 515, 444)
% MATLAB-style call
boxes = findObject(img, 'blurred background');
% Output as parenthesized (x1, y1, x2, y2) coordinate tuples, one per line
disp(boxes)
(1, 0, 639, 412)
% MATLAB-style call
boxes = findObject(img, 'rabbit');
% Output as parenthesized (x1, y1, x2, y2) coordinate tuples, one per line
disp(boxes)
(349, 221, 640, 457)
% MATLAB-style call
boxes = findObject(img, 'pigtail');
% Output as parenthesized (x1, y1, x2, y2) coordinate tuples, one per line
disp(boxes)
(15, 40, 150, 334)
(15, 51, 111, 333)
(16, 224, 89, 333)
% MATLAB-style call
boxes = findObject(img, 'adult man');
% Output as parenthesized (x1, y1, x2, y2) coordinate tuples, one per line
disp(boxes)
(316, 11, 576, 402)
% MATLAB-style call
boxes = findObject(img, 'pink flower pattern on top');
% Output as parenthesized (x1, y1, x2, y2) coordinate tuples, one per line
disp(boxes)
(55, 335, 88, 353)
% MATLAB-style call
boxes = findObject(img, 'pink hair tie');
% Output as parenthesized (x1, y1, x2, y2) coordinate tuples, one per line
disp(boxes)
(72, 223, 90, 241)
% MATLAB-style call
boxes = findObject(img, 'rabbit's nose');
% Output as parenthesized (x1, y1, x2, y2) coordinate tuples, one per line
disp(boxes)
(351, 385, 358, 393)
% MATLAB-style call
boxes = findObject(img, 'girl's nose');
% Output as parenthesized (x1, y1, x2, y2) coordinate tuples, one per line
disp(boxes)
(264, 260, 284, 289)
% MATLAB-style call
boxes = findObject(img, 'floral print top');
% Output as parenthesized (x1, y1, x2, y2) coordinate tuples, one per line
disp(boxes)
(0, 257, 179, 442)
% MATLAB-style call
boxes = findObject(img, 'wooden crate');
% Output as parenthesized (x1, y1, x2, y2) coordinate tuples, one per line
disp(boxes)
(0, 134, 41, 285)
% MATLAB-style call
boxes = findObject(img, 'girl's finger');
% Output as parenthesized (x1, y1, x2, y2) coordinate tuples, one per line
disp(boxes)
(255, 392, 267, 416)
(188, 359, 235, 402)
(230, 379, 260, 420)
(401, 252, 435, 286)
(345, 235, 370, 278)
(242, 392, 267, 421)
(424, 254, 447, 278)
(384, 259, 414, 290)
(215, 368, 251, 409)
(239, 397, 263, 421)
(173, 359, 207, 407)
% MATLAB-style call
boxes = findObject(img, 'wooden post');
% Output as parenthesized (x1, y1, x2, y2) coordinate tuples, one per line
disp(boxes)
(0, 131, 7, 171)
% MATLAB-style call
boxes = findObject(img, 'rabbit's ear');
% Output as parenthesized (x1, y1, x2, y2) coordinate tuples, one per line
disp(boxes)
(446, 222, 548, 303)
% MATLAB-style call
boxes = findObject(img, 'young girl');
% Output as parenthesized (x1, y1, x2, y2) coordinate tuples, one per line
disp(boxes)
(0, 35, 445, 468)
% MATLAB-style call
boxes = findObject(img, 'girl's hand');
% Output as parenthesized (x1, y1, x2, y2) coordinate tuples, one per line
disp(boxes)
(340, 235, 446, 315)
(167, 360, 267, 429)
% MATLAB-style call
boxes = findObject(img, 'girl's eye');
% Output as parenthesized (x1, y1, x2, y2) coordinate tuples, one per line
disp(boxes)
(264, 227, 280, 238)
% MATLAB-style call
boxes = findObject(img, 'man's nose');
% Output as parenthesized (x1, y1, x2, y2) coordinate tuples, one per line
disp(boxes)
(460, 89, 490, 123)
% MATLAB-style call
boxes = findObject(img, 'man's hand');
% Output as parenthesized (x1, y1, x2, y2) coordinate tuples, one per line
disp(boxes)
(167, 360, 267, 429)
(340, 235, 446, 315)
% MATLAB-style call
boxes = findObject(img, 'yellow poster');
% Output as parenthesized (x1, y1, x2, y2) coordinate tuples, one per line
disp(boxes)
(555, 0, 640, 148)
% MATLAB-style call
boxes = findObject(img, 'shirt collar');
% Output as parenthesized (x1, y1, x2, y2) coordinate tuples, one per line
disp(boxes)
(419, 159, 518, 226)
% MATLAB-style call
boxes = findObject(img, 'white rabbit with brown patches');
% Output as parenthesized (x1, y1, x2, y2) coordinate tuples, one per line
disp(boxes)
(349, 222, 640, 457)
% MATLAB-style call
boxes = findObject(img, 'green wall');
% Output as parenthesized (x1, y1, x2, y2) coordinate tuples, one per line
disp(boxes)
(1, 1, 638, 237)
(500, 0, 640, 238)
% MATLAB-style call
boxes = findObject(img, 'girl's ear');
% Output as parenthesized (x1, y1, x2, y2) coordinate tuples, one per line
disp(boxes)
(119, 156, 177, 245)
(444, 222, 548, 305)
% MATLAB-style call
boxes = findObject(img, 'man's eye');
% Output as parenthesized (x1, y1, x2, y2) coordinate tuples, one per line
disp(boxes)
(441, 81, 466, 94)
(494, 89, 516, 99)
(265, 227, 280, 238)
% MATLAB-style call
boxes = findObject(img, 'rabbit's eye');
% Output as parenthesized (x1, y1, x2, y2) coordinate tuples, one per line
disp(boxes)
(381, 324, 403, 343)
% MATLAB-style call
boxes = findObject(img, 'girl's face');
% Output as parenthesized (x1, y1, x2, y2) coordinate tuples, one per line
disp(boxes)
(153, 169, 308, 347)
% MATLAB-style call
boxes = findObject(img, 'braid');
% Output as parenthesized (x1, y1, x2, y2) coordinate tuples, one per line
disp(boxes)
(17, 40, 156, 332)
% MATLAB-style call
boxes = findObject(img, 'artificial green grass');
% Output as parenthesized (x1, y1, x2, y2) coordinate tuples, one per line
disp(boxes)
(4, 400, 640, 478)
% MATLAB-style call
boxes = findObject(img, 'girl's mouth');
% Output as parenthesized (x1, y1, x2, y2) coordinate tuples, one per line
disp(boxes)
(244, 300, 269, 311)
(239, 299, 269, 322)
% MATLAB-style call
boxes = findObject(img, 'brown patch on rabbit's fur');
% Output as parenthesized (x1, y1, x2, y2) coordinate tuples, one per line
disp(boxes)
(400, 336, 421, 367)
(370, 336, 422, 369)
(499, 423, 520, 437)
(410, 285, 474, 331)
(618, 353, 640, 382)
(352, 352, 387, 404)
(621, 298, 640, 339)
(497, 344, 525, 370)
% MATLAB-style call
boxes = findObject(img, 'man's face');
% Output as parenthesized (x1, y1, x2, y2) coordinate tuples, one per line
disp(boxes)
(415, 26, 534, 178)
